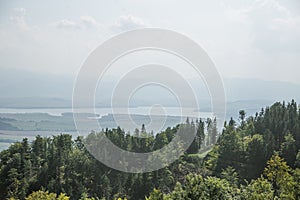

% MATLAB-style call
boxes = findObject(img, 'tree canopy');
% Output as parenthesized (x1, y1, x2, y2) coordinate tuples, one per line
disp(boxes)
(1, 100, 300, 199)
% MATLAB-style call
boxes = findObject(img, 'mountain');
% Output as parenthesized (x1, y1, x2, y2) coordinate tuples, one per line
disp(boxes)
(1, 68, 300, 111)
(224, 77, 300, 102)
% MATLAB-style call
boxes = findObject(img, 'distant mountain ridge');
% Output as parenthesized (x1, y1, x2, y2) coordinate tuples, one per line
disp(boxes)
(1, 68, 299, 110)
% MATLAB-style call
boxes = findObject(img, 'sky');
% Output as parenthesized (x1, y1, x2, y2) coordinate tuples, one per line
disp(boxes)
(0, 0, 300, 84)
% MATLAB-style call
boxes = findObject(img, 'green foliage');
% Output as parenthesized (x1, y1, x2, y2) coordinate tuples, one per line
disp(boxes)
(280, 133, 297, 167)
(79, 192, 96, 200)
(264, 154, 297, 199)
(241, 176, 274, 200)
(220, 166, 239, 186)
(204, 100, 300, 181)
(243, 134, 268, 179)
(148, 174, 234, 200)
(0, 124, 204, 200)
(146, 189, 164, 200)
(293, 168, 300, 199)
(148, 155, 300, 200)
(25, 190, 69, 200)
(2, 100, 300, 200)
(295, 150, 300, 168)
(146, 100, 300, 200)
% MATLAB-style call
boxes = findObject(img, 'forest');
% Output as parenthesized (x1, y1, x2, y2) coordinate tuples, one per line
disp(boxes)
(1, 100, 300, 199)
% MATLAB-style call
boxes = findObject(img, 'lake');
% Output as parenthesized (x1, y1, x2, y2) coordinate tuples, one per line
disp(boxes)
(0, 107, 212, 118)
(0, 107, 213, 151)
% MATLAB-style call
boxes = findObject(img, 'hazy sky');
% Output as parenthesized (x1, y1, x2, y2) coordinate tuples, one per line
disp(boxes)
(0, 0, 300, 83)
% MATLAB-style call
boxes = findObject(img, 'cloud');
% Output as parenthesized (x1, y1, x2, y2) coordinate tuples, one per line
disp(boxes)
(224, 0, 300, 53)
(224, 0, 290, 23)
(13, 7, 26, 15)
(112, 15, 149, 32)
(55, 19, 81, 30)
(1, 3, 299, 84)
(254, 0, 300, 52)
(10, 8, 28, 30)
(80, 16, 102, 29)
(54, 16, 103, 31)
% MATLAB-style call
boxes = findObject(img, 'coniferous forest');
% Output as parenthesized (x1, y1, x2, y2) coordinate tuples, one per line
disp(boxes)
(1, 100, 300, 199)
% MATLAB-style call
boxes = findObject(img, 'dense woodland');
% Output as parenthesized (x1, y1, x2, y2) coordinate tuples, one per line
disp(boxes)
(1, 100, 300, 199)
